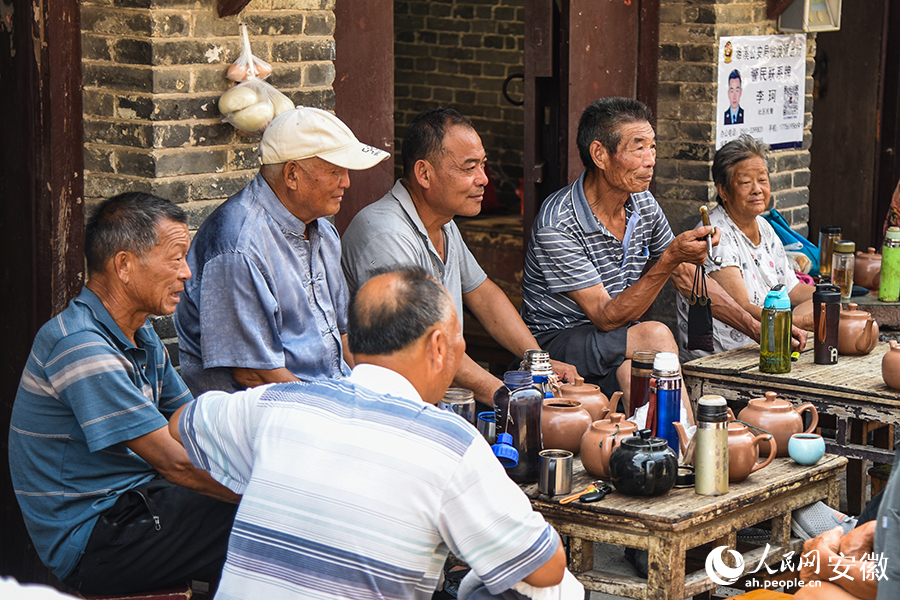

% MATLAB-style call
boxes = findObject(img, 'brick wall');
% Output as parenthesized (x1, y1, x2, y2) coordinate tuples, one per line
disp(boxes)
(655, 0, 815, 235)
(652, 0, 816, 327)
(81, 0, 337, 230)
(80, 0, 338, 360)
(394, 0, 525, 209)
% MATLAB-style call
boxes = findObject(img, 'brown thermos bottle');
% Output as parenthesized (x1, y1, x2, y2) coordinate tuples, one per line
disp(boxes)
(813, 283, 841, 365)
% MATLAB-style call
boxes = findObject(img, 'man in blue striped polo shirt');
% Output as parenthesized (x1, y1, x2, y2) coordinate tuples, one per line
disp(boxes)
(9, 193, 239, 595)
(171, 267, 570, 600)
(523, 97, 763, 414)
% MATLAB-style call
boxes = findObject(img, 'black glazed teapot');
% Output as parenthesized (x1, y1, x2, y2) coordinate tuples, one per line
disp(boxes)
(608, 429, 677, 496)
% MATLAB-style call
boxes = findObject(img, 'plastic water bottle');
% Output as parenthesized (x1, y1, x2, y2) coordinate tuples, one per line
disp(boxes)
(493, 371, 542, 484)
(760, 284, 792, 374)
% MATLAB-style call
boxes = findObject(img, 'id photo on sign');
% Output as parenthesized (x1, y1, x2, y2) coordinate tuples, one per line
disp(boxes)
(716, 34, 806, 150)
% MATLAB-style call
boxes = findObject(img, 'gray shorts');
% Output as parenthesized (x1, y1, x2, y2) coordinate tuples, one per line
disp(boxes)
(535, 324, 629, 398)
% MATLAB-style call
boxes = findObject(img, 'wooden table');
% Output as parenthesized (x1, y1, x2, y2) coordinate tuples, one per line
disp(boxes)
(521, 455, 847, 600)
(683, 342, 898, 514)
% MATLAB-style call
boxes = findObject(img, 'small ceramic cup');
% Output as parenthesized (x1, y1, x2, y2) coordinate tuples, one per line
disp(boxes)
(788, 433, 826, 465)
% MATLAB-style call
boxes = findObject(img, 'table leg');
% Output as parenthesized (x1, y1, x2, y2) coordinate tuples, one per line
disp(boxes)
(770, 512, 792, 546)
(568, 537, 593, 574)
(848, 419, 866, 515)
(648, 536, 685, 600)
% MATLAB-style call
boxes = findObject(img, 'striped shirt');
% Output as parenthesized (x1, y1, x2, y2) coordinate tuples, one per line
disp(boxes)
(8, 287, 192, 579)
(523, 172, 674, 333)
(179, 364, 559, 600)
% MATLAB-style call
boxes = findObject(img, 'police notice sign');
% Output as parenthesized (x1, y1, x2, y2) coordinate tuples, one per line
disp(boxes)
(716, 34, 807, 150)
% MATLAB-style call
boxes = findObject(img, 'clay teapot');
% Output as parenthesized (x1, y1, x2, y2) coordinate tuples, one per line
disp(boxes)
(580, 412, 637, 478)
(854, 247, 882, 291)
(838, 303, 879, 356)
(883, 340, 900, 390)
(541, 398, 592, 454)
(737, 391, 818, 457)
(557, 378, 615, 421)
(727, 421, 777, 482)
(608, 429, 677, 496)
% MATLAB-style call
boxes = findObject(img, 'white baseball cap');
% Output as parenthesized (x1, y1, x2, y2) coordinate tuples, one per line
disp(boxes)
(259, 106, 390, 169)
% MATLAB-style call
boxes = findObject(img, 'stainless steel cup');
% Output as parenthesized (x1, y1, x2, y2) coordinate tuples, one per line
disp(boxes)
(538, 449, 573, 496)
(476, 411, 496, 444)
(438, 388, 475, 423)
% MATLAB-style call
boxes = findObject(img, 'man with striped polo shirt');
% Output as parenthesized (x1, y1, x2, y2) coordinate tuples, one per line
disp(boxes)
(9, 193, 239, 595)
(171, 267, 572, 600)
(523, 97, 762, 415)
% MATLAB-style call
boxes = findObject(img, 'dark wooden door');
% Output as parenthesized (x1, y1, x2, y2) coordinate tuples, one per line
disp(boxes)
(522, 0, 659, 239)
(808, 2, 891, 249)
(333, 0, 395, 234)
(874, 1, 900, 238)
(0, 0, 84, 583)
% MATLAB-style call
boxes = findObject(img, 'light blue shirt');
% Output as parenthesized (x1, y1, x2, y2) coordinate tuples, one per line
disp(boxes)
(9, 287, 192, 579)
(175, 173, 349, 396)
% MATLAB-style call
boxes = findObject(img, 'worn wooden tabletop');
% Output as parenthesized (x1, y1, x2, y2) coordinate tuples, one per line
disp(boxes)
(520, 454, 847, 530)
(684, 342, 900, 400)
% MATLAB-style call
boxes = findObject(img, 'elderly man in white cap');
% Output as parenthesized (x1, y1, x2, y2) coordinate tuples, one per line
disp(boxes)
(176, 107, 389, 395)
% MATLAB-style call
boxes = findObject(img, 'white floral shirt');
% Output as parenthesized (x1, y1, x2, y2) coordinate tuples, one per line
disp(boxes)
(676, 205, 799, 361)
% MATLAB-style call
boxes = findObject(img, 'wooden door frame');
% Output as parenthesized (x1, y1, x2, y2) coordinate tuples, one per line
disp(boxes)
(1, 0, 84, 582)
(333, 0, 395, 234)
(522, 0, 659, 241)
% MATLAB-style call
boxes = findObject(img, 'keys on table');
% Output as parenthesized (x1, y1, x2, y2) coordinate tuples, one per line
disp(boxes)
(559, 481, 613, 504)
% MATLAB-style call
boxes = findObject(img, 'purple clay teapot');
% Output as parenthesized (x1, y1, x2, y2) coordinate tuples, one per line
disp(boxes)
(883, 340, 900, 390)
(854, 247, 882, 291)
(580, 413, 637, 478)
(727, 421, 777, 482)
(540, 399, 592, 454)
(838, 303, 879, 356)
(737, 391, 818, 457)
(557, 378, 614, 421)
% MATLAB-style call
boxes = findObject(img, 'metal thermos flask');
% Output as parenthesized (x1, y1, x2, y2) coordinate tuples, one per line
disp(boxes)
(760, 284, 792, 374)
(813, 283, 841, 365)
(652, 352, 682, 456)
(526, 350, 555, 398)
(694, 395, 729, 496)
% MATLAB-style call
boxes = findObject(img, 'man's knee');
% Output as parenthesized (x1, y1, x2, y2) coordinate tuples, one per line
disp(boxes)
(628, 321, 676, 350)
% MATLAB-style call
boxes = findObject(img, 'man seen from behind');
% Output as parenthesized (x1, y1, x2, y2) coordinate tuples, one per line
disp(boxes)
(170, 267, 569, 599)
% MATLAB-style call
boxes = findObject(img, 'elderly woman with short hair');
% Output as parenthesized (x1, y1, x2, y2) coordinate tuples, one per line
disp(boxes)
(676, 135, 815, 360)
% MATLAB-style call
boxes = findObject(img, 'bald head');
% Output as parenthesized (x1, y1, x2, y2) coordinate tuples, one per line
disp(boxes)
(349, 267, 453, 356)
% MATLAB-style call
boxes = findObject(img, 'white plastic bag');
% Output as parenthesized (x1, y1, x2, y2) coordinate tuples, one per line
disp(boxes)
(219, 78, 294, 136)
(226, 24, 272, 82)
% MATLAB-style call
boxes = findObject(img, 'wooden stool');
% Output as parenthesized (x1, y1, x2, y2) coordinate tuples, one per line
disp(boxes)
(81, 584, 192, 600)
(729, 589, 793, 599)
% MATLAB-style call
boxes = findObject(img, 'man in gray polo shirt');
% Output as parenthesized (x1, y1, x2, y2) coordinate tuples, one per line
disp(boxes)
(342, 108, 576, 405)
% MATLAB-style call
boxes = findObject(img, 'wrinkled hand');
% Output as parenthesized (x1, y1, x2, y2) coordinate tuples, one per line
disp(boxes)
(550, 359, 579, 384)
(664, 225, 717, 268)
(839, 520, 875, 560)
(791, 324, 808, 351)
(799, 526, 843, 583)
